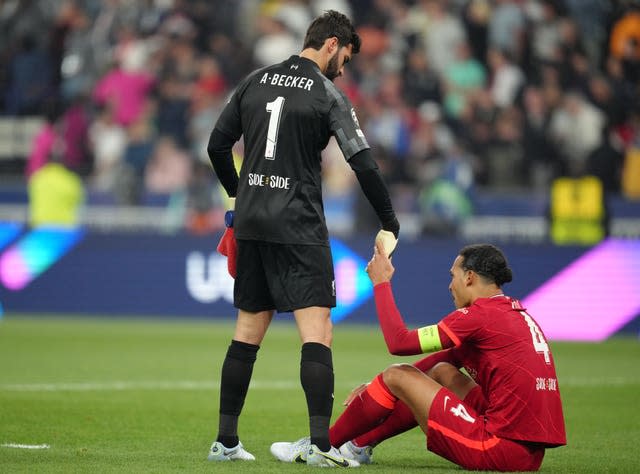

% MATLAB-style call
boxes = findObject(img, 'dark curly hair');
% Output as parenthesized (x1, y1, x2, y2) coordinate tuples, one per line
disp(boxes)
(459, 244, 513, 287)
(303, 10, 361, 54)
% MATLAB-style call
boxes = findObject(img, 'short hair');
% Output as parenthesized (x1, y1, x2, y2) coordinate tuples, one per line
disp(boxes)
(303, 10, 361, 54)
(458, 244, 513, 286)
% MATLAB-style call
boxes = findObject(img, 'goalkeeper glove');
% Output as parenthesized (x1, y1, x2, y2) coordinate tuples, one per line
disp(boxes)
(375, 229, 398, 257)
(216, 198, 237, 278)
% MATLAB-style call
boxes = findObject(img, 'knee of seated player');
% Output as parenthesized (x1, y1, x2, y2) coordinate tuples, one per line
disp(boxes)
(382, 364, 441, 428)
(382, 363, 422, 393)
(426, 362, 459, 385)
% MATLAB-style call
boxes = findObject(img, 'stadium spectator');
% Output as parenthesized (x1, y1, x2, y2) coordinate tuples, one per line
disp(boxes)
(252, 10, 299, 67)
(27, 108, 85, 228)
(4, 34, 54, 116)
(25, 93, 91, 178)
(59, 95, 92, 176)
(564, 0, 612, 66)
(206, 10, 399, 466)
(116, 115, 155, 205)
(188, 56, 228, 163)
(417, 142, 475, 236)
(461, 0, 490, 63)
(608, 6, 640, 83)
(365, 71, 412, 184)
(155, 36, 198, 149)
(91, 35, 155, 127)
(488, 0, 526, 63)
(481, 105, 528, 190)
(25, 99, 63, 179)
(442, 40, 487, 120)
(549, 91, 607, 176)
(273, 242, 566, 471)
(486, 47, 525, 109)
(402, 47, 442, 107)
(51, 2, 96, 102)
(417, 0, 467, 76)
(87, 103, 127, 193)
(528, 0, 566, 68)
(144, 136, 192, 195)
(520, 85, 563, 189)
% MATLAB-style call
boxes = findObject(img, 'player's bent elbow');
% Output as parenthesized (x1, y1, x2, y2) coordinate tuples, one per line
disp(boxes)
(386, 340, 420, 357)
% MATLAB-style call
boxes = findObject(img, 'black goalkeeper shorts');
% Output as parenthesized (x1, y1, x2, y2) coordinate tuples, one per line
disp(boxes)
(234, 239, 336, 313)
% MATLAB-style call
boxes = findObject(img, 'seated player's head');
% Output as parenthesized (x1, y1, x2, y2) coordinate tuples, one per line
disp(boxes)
(449, 244, 513, 308)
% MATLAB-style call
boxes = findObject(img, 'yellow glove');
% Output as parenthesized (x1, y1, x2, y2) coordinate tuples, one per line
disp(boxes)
(375, 229, 398, 256)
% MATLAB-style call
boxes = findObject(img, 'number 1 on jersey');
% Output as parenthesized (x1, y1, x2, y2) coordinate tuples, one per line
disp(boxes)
(265, 96, 285, 160)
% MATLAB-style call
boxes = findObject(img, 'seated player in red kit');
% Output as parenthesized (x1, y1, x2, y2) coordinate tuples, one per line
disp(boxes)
(273, 242, 566, 471)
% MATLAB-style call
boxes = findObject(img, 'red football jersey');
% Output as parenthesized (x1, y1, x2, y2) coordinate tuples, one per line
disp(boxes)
(438, 295, 566, 447)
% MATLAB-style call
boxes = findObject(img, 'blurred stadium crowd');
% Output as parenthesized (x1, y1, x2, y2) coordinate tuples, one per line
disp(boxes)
(1, 0, 639, 236)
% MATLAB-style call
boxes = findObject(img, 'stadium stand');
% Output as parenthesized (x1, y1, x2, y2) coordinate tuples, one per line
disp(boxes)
(0, 0, 638, 241)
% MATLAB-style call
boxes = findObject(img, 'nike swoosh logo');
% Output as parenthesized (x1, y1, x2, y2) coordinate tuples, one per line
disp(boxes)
(443, 395, 451, 410)
(210, 445, 236, 457)
(315, 451, 350, 467)
(294, 454, 306, 464)
(322, 455, 349, 467)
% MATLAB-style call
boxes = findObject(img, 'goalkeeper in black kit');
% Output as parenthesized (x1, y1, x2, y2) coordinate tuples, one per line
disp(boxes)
(206, 10, 399, 467)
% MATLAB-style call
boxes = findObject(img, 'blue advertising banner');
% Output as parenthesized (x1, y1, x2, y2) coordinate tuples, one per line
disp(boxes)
(0, 227, 638, 340)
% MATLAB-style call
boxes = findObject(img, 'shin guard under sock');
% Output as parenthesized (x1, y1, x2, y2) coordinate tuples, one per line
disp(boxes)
(216, 339, 259, 447)
(300, 342, 333, 452)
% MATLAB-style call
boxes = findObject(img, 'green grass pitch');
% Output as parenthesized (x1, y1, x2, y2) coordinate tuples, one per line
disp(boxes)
(1, 314, 639, 473)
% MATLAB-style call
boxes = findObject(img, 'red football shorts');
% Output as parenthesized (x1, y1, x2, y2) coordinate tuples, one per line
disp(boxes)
(426, 388, 545, 472)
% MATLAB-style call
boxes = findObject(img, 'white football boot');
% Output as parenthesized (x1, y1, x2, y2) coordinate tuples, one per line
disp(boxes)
(207, 440, 255, 461)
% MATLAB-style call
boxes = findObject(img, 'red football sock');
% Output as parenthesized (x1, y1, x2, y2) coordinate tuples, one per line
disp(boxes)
(353, 399, 418, 447)
(330, 374, 396, 447)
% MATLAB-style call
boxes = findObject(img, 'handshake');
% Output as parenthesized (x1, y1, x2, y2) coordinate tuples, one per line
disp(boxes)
(375, 229, 398, 257)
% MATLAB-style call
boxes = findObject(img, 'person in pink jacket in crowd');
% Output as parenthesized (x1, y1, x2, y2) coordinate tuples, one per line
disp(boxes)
(25, 101, 62, 179)
(92, 53, 155, 127)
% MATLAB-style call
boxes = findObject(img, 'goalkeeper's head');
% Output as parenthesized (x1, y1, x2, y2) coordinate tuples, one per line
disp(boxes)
(303, 10, 361, 55)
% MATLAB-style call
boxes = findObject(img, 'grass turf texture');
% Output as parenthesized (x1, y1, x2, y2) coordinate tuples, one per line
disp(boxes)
(0, 315, 638, 473)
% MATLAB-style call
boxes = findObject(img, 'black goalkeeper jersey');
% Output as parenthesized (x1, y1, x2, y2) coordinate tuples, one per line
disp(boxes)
(214, 55, 370, 245)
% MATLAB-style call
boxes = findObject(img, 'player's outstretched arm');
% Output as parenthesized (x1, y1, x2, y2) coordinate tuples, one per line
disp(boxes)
(349, 150, 399, 254)
(367, 243, 421, 355)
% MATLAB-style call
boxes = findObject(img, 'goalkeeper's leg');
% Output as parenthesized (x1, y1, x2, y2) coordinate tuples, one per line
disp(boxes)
(216, 339, 259, 448)
(295, 307, 335, 453)
(216, 310, 272, 448)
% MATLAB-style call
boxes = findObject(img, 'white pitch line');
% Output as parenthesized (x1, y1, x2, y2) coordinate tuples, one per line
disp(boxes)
(0, 377, 638, 393)
(0, 380, 299, 392)
(1, 443, 50, 449)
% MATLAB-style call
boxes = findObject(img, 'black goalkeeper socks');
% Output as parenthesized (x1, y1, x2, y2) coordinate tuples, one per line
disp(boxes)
(300, 342, 334, 452)
(216, 339, 259, 447)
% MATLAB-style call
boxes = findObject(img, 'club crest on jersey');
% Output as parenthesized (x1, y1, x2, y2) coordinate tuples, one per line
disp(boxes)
(351, 108, 365, 138)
